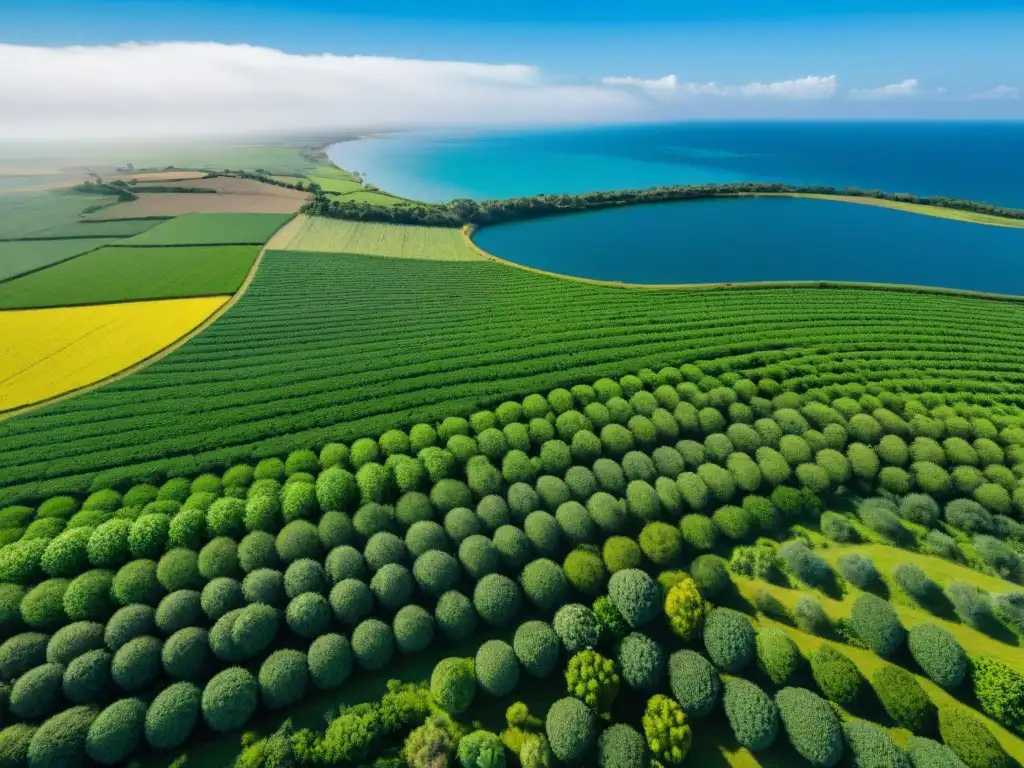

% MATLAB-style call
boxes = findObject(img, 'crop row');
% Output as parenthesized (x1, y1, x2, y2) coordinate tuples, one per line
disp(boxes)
(3, 251, 1024, 500)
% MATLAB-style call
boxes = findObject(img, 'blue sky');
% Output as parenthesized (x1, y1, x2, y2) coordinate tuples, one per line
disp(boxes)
(1, 0, 1021, 139)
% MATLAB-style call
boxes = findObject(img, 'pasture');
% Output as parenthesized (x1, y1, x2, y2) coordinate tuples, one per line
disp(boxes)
(0, 296, 228, 411)
(121, 213, 294, 246)
(0, 245, 260, 309)
(0, 190, 113, 240)
(271, 217, 484, 260)
(0, 239, 117, 282)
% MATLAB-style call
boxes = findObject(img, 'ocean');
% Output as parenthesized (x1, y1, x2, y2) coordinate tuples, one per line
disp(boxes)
(327, 122, 1024, 206)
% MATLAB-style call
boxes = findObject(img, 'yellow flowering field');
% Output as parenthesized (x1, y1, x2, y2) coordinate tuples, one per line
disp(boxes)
(0, 296, 228, 412)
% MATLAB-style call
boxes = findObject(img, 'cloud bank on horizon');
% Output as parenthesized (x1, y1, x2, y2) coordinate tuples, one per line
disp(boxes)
(0, 42, 1020, 140)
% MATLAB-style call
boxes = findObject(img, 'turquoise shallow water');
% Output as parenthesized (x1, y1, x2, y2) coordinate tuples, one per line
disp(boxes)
(472, 197, 1024, 295)
(327, 122, 1024, 206)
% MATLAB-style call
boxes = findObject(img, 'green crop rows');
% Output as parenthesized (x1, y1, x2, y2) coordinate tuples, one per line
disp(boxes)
(0, 240, 119, 283)
(1, 366, 1021, 767)
(3, 251, 1024, 505)
(121, 213, 294, 246)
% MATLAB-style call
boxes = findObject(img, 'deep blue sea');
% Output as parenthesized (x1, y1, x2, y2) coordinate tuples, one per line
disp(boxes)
(472, 196, 1024, 294)
(328, 122, 1024, 206)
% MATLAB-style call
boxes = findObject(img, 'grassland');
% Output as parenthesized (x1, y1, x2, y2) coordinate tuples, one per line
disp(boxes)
(0, 238, 118, 281)
(0, 190, 113, 240)
(120, 212, 293, 245)
(765, 192, 1024, 229)
(0, 245, 261, 309)
(3, 249, 1024, 502)
(272, 217, 485, 260)
(0, 296, 227, 411)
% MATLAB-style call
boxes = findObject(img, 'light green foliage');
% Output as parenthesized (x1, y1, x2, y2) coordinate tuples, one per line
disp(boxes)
(642, 694, 691, 766)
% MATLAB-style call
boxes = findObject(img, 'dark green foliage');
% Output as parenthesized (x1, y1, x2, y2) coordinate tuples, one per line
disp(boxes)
(259, 649, 308, 709)
(899, 494, 941, 526)
(46, 621, 103, 665)
(237, 532, 280, 574)
(275, 520, 322, 563)
(842, 720, 910, 768)
(10, 663, 64, 721)
(905, 736, 970, 768)
(85, 521, 131, 570)
(850, 593, 905, 657)
(286, 593, 332, 639)
(328, 578, 374, 627)
(430, 657, 475, 715)
(679, 514, 718, 551)
(405, 522, 449, 558)
(109, 559, 164, 607)
(157, 548, 204, 592)
(969, 656, 1024, 736)
(85, 697, 147, 765)
(944, 499, 993, 534)
(476, 639, 520, 697)
(413, 550, 460, 598)
(104, 604, 155, 651)
(459, 534, 500, 580)
(318, 511, 355, 551)
(524, 512, 562, 559)
(608, 569, 659, 628)
(111, 634, 162, 691)
(431, 478, 473, 514)
(837, 553, 881, 590)
(755, 628, 801, 685)
(617, 632, 664, 692)
(168, 508, 207, 550)
(858, 498, 907, 542)
(144, 681, 202, 750)
(201, 576, 244, 620)
(284, 558, 328, 598)
(593, 459, 627, 497)
(370, 562, 414, 612)
(326, 545, 366, 585)
(0, 724, 36, 768)
(514, 621, 559, 678)
(945, 581, 993, 628)
(20, 580, 69, 632)
(161, 627, 209, 681)
(775, 687, 844, 767)
(435, 590, 478, 640)
(26, 705, 96, 768)
(0, 583, 26, 636)
(198, 537, 239, 580)
(155, 590, 203, 634)
(821, 512, 859, 543)
(554, 603, 600, 654)
(712, 505, 752, 542)
(40, 528, 92, 579)
(690, 554, 730, 598)
(668, 649, 720, 716)
(938, 706, 1010, 768)
(723, 677, 779, 752)
(351, 619, 395, 671)
(545, 697, 597, 764)
(62, 648, 111, 703)
(872, 665, 936, 733)
(474, 574, 522, 626)
(476, 495, 510, 532)
(907, 624, 966, 690)
(445, 508, 482, 545)
(810, 644, 863, 707)
(202, 667, 258, 732)
(493, 525, 532, 572)
(308, 633, 352, 691)
(703, 607, 756, 672)
(973, 535, 1023, 582)
(521, 559, 569, 613)
(243, 568, 285, 607)
(393, 604, 434, 653)
(556, 502, 598, 546)
(596, 723, 646, 768)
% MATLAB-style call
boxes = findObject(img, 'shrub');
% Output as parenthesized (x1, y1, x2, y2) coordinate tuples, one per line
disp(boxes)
(0, 582, 26, 635)
(26, 705, 96, 768)
(445, 507, 483, 545)
(458, 534, 499, 581)
(474, 574, 522, 627)
(513, 621, 559, 679)
(969, 656, 1024, 736)
(841, 720, 910, 768)
(602, 537, 641, 574)
(413, 550, 460, 597)
(524, 512, 561, 559)
(723, 677, 779, 752)
(198, 537, 239, 581)
(944, 581, 993, 629)
(561, 549, 605, 597)
(565, 649, 619, 716)
(992, 592, 1024, 635)
(473, 640, 520, 698)
(775, 687, 843, 767)
(435, 591, 478, 640)
(257, 649, 308, 710)
(905, 736, 971, 768)
(476, 495, 510, 532)
(667, 649, 720, 716)
(679, 514, 718, 551)
(905, 624, 966, 690)
(938, 706, 1010, 768)
(62, 648, 111, 703)
(348, 618, 394, 672)
(431, 478, 473, 514)
(201, 667, 259, 733)
(664, 579, 705, 641)
(608, 569, 660, 629)
(712, 505, 752, 541)
(755, 628, 800, 685)
(286, 593, 332, 639)
(554, 604, 600, 653)
(0, 724, 37, 768)
(641, 694, 691, 766)
(850, 594, 904, 657)
(157, 548, 203, 592)
(168, 508, 207, 550)
(363, 531, 408, 573)
(586, 492, 624, 534)
(872, 665, 936, 733)
(821, 512, 859, 543)
(690, 554, 730, 598)
(206, 498, 246, 539)
(702, 607, 755, 673)
(369, 563, 414, 612)
(83, 698, 146, 765)
(242, 568, 285, 608)
(85, 521, 131, 570)
(306, 633, 352, 692)
(778, 540, 834, 591)
(40, 528, 92, 579)
(238, 530, 283, 576)
(144, 681, 202, 749)
(103, 604, 155, 651)
(945, 498, 994, 534)
(406, 521, 450, 558)
(973, 535, 1023, 582)
(899, 494, 941, 526)
(809, 644, 863, 707)
(596, 723, 646, 768)
(20, 579, 69, 632)
(315, 467, 358, 514)
(275, 520, 322, 564)
(161, 627, 209, 681)
(617, 632, 664, 692)
(10, 663, 64, 720)
(318, 511, 355, 552)
(545, 697, 597, 763)
(858, 499, 906, 542)
(393, 604, 434, 654)
(521, 559, 569, 613)
(556, 501, 598, 546)
(837, 553, 881, 590)
(155, 590, 204, 634)
(923, 530, 962, 561)
(593, 459, 627, 497)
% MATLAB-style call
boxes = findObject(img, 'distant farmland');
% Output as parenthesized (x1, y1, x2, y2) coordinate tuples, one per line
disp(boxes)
(272, 216, 484, 260)
(0, 238, 117, 281)
(122, 212, 294, 245)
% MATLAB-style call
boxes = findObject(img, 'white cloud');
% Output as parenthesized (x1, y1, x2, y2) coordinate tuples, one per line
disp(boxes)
(849, 79, 919, 99)
(0, 42, 647, 140)
(601, 74, 678, 90)
(969, 85, 1021, 100)
(600, 73, 837, 99)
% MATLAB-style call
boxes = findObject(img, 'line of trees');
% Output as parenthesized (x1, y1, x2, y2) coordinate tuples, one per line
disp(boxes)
(299, 183, 1024, 228)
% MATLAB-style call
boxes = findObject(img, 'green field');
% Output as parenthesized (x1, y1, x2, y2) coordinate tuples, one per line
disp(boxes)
(0, 190, 114, 240)
(276, 218, 483, 260)
(121, 212, 293, 245)
(0, 238, 118, 282)
(34, 218, 167, 239)
(0, 244, 259, 309)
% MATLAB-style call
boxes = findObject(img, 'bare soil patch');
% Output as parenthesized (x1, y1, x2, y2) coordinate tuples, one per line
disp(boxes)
(89, 190, 309, 219)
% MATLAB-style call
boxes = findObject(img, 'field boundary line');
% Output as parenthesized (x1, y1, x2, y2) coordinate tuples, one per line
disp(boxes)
(0, 239, 120, 288)
(0, 243, 273, 421)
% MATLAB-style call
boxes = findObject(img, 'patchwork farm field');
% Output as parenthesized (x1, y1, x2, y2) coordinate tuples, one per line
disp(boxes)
(272, 217, 485, 260)
(33, 218, 167, 239)
(0, 245, 261, 309)
(88, 192, 306, 218)
(0, 296, 228, 411)
(0, 191, 113, 240)
(1, 158, 1024, 768)
(0, 239, 117, 282)
(121, 213, 294, 246)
